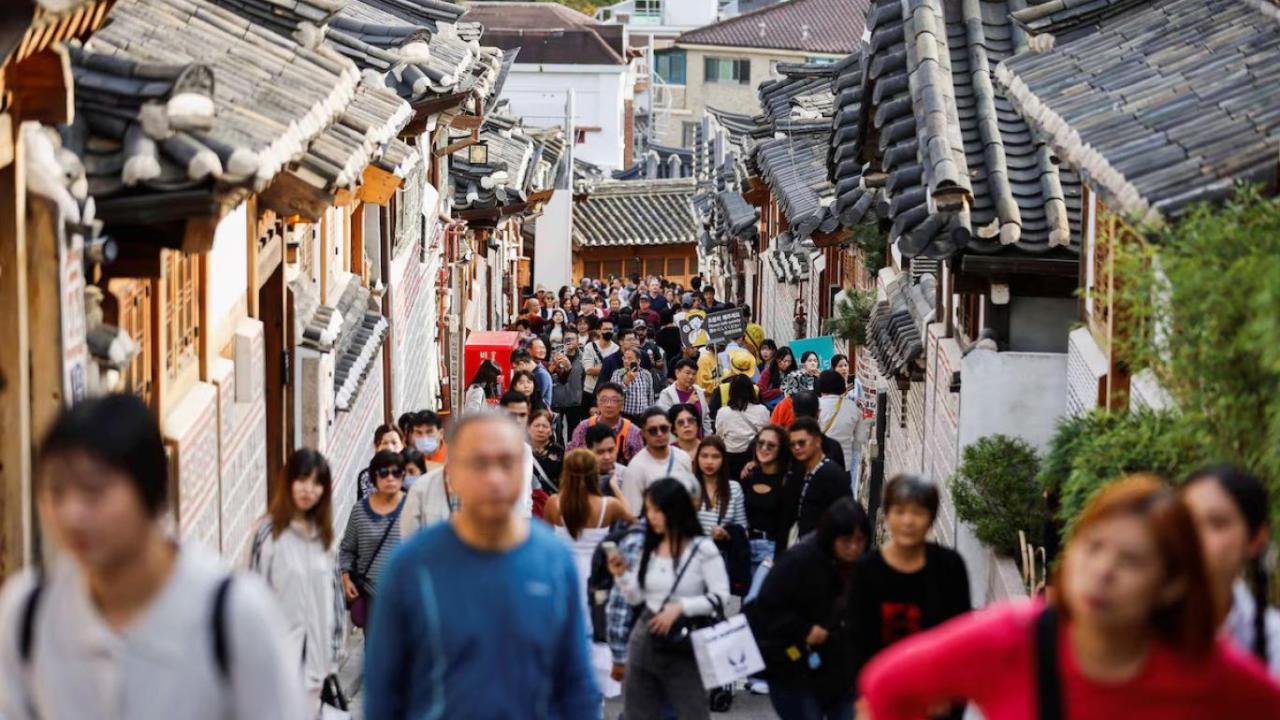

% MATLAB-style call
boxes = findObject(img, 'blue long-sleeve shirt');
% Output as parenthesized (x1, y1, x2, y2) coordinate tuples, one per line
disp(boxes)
(364, 521, 599, 720)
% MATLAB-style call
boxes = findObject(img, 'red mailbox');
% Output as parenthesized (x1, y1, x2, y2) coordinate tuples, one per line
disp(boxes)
(464, 331, 520, 400)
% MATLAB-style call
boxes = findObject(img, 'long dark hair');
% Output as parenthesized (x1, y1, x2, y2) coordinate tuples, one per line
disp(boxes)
(468, 359, 503, 397)
(268, 448, 334, 548)
(727, 374, 755, 412)
(1184, 464, 1272, 664)
(694, 436, 730, 522)
(766, 347, 795, 389)
(639, 478, 704, 589)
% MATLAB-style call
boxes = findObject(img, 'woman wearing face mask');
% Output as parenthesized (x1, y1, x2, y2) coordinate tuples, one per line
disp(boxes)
(339, 450, 407, 634)
(528, 409, 564, 494)
(858, 475, 1280, 720)
(1182, 464, 1280, 675)
(250, 449, 344, 714)
(782, 351, 821, 396)
(400, 448, 428, 491)
(750, 499, 870, 720)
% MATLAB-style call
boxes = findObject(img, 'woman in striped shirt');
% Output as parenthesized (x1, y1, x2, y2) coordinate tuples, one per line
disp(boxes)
(339, 450, 407, 630)
(693, 436, 747, 540)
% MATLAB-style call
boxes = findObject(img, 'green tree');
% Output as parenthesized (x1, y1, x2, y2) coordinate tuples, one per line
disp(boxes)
(951, 435, 1044, 561)
(1115, 187, 1280, 521)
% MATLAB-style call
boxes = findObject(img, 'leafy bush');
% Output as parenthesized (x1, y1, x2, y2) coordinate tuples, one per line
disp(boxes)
(1038, 412, 1105, 496)
(951, 435, 1044, 560)
(853, 221, 886, 275)
(1055, 410, 1206, 531)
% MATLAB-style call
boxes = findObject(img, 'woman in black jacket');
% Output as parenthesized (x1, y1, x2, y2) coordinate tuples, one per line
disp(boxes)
(748, 498, 870, 720)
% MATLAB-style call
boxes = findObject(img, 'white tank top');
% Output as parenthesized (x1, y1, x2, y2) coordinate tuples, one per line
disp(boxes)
(554, 498, 612, 619)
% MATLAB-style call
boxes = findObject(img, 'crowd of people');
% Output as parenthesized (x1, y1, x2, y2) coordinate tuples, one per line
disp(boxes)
(2, 274, 1280, 720)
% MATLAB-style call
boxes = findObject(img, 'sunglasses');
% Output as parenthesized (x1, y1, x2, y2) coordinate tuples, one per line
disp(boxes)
(374, 466, 404, 479)
(757, 440, 779, 450)
(675, 417, 698, 427)
(789, 439, 811, 449)
(645, 424, 671, 436)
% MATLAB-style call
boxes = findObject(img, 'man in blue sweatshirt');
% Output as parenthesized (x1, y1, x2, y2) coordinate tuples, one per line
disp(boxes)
(365, 412, 600, 719)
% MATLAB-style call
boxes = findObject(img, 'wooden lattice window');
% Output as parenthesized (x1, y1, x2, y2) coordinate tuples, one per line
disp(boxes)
(110, 279, 153, 405)
(162, 250, 200, 381)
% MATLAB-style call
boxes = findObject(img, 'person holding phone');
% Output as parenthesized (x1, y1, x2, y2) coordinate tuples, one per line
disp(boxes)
(612, 348, 654, 423)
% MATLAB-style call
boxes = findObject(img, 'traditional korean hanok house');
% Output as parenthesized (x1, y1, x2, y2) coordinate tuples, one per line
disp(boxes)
(571, 177, 701, 286)
(56, 0, 402, 558)
(448, 105, 562, 343)
(696, 58, 862, 345)
(285, 0, 506, 519)
(995, 0, 1280, 415)
(0, 0, 119, 578)
(832, 0, 1087, 602)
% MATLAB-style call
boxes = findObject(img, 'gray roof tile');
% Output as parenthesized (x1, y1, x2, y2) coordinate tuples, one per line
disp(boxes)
(998, 0, 1280, 227)
(573, 179, 699, 248)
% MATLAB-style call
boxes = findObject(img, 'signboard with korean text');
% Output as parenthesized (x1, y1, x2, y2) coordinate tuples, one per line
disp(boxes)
(705, 308, 746, 345)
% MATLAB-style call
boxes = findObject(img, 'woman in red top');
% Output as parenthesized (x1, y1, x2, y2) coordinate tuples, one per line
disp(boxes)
(857, 474, 1280, 720)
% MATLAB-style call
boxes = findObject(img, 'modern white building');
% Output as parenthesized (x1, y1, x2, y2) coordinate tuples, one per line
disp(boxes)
(464, 2, 635, 172)
(594, 0, 720, 39)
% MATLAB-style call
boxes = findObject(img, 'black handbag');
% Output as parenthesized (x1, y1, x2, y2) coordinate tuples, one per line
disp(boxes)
(1036, 606, 1064, 720)
(649, 539, 725, 652)
(321, 673, 349, 711)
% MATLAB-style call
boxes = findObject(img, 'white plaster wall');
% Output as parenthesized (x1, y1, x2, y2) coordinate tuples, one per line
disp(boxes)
(207, 202, 248, 328)
(958, 350, 1068, 453)
(535, 190, 574, 291)
(500, 66, 628, 169)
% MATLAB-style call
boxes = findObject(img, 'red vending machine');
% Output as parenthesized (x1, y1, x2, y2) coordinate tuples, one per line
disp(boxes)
(463, 331, 520, 403)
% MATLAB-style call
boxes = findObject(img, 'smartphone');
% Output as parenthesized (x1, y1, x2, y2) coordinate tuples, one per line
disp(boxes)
(602, 541, 621, 560)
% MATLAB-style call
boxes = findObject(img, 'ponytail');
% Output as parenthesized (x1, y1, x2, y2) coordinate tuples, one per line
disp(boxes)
(1251, 555, 1270, 664)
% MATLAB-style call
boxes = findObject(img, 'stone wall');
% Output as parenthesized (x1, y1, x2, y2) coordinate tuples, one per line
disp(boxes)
(327, 358, 385, 529)
(390, 239, 434, 417)
(165, 382, 221, 552)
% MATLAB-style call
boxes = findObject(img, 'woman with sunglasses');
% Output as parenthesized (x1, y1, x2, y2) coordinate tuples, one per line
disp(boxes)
(339, 450, 407, 636)
(668, 403, 704, 457)
(743, 425, 792, 579)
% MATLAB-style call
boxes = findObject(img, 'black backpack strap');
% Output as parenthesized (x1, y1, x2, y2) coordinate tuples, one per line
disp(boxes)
(211, 576, 233, 683)
(19, 574, 45, 666)
(1035, 606, 1064, 720)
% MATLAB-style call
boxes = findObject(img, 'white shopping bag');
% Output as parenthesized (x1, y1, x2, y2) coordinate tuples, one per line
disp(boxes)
(690, 614, 766, 688)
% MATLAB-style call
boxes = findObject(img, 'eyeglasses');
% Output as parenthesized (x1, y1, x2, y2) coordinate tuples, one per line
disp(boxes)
(645, 424, 671, 436)
(451, 453, 523, 474)
(757, 440, 779, 450)
(374, 466, 404, 479)
(789, 439, 811, 449)
(598, 396, 622, 405)
(675, 417, 698, 427)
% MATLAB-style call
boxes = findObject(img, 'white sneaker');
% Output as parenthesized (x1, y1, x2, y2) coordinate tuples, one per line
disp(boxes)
(747, 679, 769, 695)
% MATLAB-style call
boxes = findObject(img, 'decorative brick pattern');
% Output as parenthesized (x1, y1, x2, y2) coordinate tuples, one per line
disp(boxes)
(391, 240, 434, 415)
(166, 382, 221, 553)
(328, 357, 385, 528)
(217, 320, 269, 564)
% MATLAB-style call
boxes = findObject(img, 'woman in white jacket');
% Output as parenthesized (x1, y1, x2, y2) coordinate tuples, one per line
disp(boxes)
(249, 448, 345, 713)
(610, 478, 730, 720)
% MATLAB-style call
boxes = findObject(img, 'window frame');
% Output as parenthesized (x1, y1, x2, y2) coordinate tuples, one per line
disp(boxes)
(704, 56, 750, 85)
(162, 250, 201, 383)
(654, 49, 686, 85)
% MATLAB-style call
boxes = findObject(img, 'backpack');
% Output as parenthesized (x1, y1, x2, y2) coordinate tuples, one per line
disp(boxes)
(19, 573, 236, 681)
(587, 522, 643, 643)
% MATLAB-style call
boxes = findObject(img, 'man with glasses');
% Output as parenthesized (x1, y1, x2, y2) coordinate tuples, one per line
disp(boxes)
(776, 417, 851, 553)
(622, 407, 695, 513)
(567, 383, 644, 464)
(365, 412, 599, 719)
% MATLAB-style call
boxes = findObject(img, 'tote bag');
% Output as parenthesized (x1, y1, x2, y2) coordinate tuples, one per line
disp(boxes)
(691, 614, 766, 688)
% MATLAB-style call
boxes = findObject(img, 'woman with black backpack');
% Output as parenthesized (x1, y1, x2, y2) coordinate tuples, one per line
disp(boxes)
(749, 498, 869, 720)
(610, 479, 729, 720)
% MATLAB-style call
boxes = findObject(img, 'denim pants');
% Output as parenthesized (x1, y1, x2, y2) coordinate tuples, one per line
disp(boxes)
(768, 684, 855, 720)
(745, 539, 774, 603)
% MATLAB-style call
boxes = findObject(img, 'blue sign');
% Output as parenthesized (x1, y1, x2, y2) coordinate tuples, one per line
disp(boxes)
(788, 336, 838, 371)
